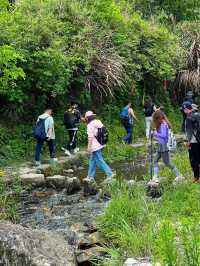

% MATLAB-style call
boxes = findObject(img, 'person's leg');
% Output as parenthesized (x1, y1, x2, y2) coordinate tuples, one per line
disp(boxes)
(87, 152, 96, 178)
(47, 139, 56, 158)
(161, 152, 181, 177)
(146, 117, 152, 139)
(94, 149, 113, 177)
(153, 152, 161, 178)
(123, 124, 133, 144)
(127, 125, 133, 144)
(71, 130, 77, 150)
(35, 139, 43, 162)
(189, 143, 200, 181)
(122, 123, 129, 143)
(67, 130, 74, 152)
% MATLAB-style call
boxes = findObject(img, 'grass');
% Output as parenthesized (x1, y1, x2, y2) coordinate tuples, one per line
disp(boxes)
(97, 151, 200, 266)
(0, 174, 23, 221)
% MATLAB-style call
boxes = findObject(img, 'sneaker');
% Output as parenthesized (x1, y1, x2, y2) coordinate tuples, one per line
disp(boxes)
(152, 176, 159, 183)
(73, 147, 80, 153)
(64, 149, 71, 156)
(35, 161, 41, 167)
(174, 175, 185, 183)
(110, 171, 116, 178)
(83, 176, 95, 183)
(61, 147, 66, 152)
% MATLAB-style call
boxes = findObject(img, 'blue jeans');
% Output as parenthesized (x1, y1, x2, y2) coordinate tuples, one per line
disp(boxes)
(35, 138, 56, 162)
(123, 124, 133, 144)
(88, 149, 113, 178)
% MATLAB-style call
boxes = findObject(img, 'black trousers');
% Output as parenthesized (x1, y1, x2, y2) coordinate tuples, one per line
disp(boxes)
(189, 143, 200, 179)
(67, 129, 77, 151)
(35, 138, 56, 161)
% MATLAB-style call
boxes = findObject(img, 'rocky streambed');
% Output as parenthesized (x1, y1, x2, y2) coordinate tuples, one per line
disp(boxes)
(0, 151, 149, 266)
(0, 136, 185, 266)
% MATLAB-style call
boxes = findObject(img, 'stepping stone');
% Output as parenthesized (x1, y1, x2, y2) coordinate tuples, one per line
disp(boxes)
(20, 173, 45, 187)
(83, 178, 98, 196)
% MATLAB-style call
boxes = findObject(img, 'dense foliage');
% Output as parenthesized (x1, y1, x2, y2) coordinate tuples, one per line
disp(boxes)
(0, 0, 192, 118)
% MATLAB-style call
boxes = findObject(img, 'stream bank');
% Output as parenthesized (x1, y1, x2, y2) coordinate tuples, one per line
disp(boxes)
(0, 135, 185, 265)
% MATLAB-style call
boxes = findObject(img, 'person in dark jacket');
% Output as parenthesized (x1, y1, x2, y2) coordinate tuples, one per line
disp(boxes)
(62, 102, 81, 156)
(181, 91, 194, 132)
(183, 101, 200, 183)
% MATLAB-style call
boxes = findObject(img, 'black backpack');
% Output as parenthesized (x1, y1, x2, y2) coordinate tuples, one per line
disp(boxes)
(33, 118, 47, 140)
(144, 105, 154, 116)
(191, 113, 200, 143)
(64, 111, 78, 129)
(96, 126, 109, 145)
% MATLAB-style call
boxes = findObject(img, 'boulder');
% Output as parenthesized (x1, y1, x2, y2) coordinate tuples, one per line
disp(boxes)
(0, 221, 76, 266)
(78, 231, 104, 248)
(65, 176, 81, 194)
(75, 246, 105, 264)
(83, 178, 98, 196)
(18, 167, 37, 175)
(20, 173, 45, 187)
(46, 175, 81, 192)
(64, 169, 74, 174)
(46, 175, 67, 188)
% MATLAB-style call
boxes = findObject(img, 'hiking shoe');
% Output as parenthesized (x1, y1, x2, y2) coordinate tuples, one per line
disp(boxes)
(61, 147, 66, 152)
(35, 161, 41, 168)
(174, 175, 185, 183)
(73, 147, 80, 153)
(83, 176, 95, 183)
(152, 176, 159, 183)
(64, 149, 71, 156)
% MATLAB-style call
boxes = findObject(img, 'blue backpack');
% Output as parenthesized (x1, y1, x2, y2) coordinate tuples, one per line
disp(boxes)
(120, 106, 129, 119)
(33, 118, 47, 140)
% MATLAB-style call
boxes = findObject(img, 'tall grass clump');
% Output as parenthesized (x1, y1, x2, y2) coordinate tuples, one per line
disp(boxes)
(97, 152, 200, 266)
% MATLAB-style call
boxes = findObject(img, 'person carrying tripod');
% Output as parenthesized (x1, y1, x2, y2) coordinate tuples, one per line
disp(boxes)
(62, 102, 81, 156)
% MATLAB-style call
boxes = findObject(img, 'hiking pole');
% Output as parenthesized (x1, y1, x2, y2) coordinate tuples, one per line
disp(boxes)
(150, 128, 153, 180)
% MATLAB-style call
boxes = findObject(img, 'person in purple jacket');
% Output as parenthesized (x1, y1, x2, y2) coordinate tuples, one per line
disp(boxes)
(151, 110, 184, 183)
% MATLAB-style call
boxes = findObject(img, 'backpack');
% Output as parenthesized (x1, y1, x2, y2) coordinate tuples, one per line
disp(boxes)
(96, 126, 109, 145)
(167, 129, 177, 152)
(33, 118, 47, 141)
(120, 106, 129, 119)
(120, 106, 130, 126)
(190, 112, 200, 143)
(64, 111, 79, 129)
(144, 105, 154, 116)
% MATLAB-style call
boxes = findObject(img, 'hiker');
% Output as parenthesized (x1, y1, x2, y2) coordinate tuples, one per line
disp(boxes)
(183, 101, 200, 183)
(151, 110, 184, 183)
(143, 96, 157, 139)
(34, 108, 57, 167)
(62, 102, 81, 156)
(83, 111, 114, 181)
(181, 91, 194, 132)
(120, 102, 137, 144)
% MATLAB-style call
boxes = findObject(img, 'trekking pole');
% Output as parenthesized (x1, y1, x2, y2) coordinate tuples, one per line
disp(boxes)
(150, 128, 153, 180)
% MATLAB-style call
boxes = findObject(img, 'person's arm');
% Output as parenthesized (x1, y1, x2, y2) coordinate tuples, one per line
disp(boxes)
(88, 137, 93, 153)
(154, 123, 167, 139)
(87, 124, 95, 153)
(47, 117, 54, 140)
(129, 108, 138, 121)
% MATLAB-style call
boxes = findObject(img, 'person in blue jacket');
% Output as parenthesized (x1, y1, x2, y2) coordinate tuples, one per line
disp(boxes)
(120, 102, 138, 144)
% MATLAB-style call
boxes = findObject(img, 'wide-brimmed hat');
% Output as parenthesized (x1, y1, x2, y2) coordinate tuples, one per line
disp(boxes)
(85, 111, 96, 118)
(182, 101, 193, 110)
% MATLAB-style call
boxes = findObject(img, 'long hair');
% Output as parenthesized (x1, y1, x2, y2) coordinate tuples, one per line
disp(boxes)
(86, 115, 96, 124)
(153, 110, 171, 131)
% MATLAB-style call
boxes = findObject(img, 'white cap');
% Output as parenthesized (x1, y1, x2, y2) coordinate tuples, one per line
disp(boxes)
(85, 111, 96, 118)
